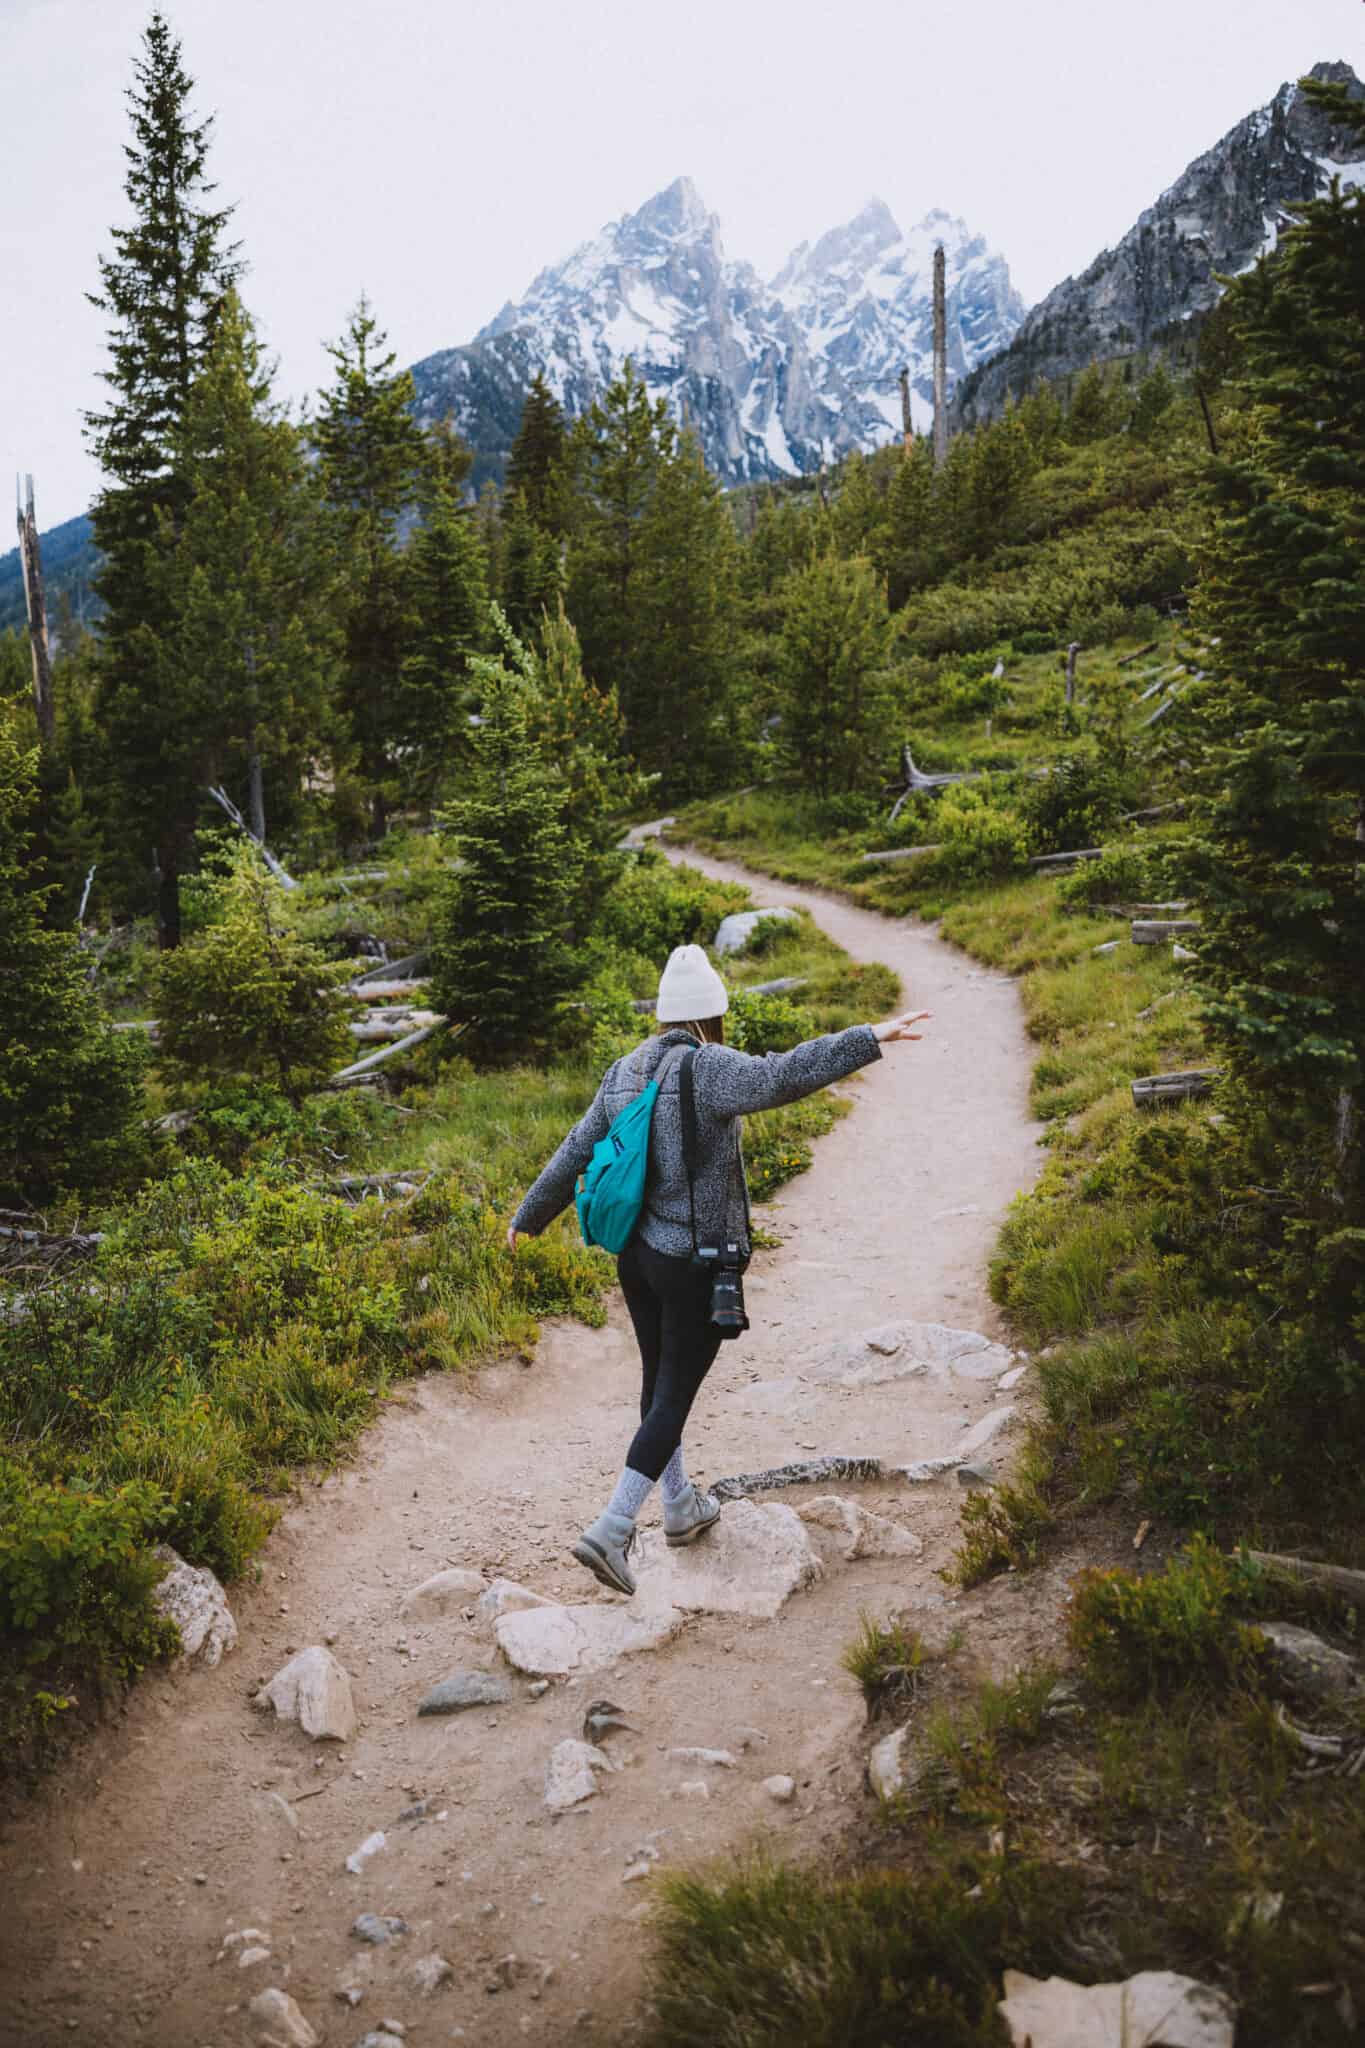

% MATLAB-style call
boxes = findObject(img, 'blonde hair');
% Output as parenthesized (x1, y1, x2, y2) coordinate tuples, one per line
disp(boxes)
(657, 1016, 725, 1045)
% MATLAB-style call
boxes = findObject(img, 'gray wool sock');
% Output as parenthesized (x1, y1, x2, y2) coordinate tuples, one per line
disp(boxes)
(660, 1447, 690, 1504)
(604, 1467, 655, 1525)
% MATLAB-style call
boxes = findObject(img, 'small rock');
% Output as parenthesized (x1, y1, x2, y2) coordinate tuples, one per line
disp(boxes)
(400, 1564, 489, 1624)
(477, 1577, 553, 1623)
(868, 1723, 912, 1800)
(998, 1967, 1235, 2048)
(527, 1679, 551, 1698)
(956, 1405, 1016, 1456)
(956, 1461, 995, 1489)
(797, 1495, 922, 1561)
(675, 1778, 709, 1801)
(355, 2034, 405, 2048)
(345, 1831, 386, 1875)
(622, 1858, 655, 1883)
(256, 1646, 356, 1742)
(239, 1946, 272, 1969)
(351, 1913, 407, 1945)
(544, 1738, 617, 1813)
(407, 1950, 454, 1995)
(216, 1929, 272, 1965)
(667, 1746, 736, 1768)
(487, 1953, 526, 1991)
(1173, 942, 1199, 963)
(996, 1365, 1026, 1392)
(395, 1798, 430, 1823)
(247, 1987, 318, 2048)
(1257, 1622, 1361, 1703)
(761, 1774, 796, 1803)
(333, 1986, 363, 2008)
(151, 1546, 238, 1667)
(732, 1725, 768, 1750)
(417, 1669, 512, 1716)
(713, 906, 800, 956)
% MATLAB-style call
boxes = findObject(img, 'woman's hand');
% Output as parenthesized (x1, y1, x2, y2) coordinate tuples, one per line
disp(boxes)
(873, 1009, 932, 1044)
(506, 1225, 524, 1254)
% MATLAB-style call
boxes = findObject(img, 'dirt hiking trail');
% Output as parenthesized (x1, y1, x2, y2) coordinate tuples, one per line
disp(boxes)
(0, 848, 1058, 2048)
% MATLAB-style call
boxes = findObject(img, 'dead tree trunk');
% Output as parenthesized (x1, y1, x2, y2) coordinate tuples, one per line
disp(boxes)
(15, 475, 55, 745)
(204, 784, 298, 891)
(898, 365, 913, 452)
(1065, 642, 1080, 704)
(931, 246, 948, 471)
(247, 743, 267, 844)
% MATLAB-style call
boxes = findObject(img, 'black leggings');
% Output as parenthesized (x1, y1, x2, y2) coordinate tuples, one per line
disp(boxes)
(617, 1235, 724, 1480)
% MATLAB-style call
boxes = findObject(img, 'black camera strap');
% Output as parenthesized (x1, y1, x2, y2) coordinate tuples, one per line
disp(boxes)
(678, 1044, 751, 1256)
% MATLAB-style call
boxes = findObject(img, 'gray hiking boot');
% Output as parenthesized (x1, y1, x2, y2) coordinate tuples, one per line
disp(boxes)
(663, 1483, 722, 1548)
(572, 1512, 638, 1596)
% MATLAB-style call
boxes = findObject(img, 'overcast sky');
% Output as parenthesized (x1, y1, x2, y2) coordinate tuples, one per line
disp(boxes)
(6, 0, 1362, 528)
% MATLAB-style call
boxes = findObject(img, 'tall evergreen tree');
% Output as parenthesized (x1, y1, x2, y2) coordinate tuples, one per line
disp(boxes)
(506, 373, 570, 532)
(396, 470, 489, 807)
(428, 664, 581, 1056)
(529, 603, 643, 921)
(313, 297, 425, 833)
(500, 493, 564, 639)
(775, 553, 893, 797)
(150, 290, 338, 846)
(1189, 80, 1365, 1225)
(86, 9, 241, 945)
(0, 706, 146, 1203)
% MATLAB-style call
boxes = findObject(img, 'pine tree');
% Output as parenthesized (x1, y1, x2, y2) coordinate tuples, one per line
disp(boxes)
(156, 841, 353, 1104)
(775, 553, 893, 796)
(153, 291, 338, 846)
(428, 666, 581, 1056)
(86, 10, 241, 946)
(1189, 80, 1365, 1222)
(880, 436, 939, 605)
(530, 603, 643, 921)
(506, 373, 570, 532)
(396, 468, 489, 806)
(313, 298, 425, 833)
(500, 493, 564, 639)
(0, 705, 146, 1203)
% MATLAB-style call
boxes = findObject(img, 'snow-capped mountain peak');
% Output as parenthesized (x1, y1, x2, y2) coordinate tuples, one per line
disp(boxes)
(412, 178, 1026, 487)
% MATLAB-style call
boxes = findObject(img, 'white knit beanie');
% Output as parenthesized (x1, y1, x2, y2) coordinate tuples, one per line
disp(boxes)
(656, 943, 729, 1023)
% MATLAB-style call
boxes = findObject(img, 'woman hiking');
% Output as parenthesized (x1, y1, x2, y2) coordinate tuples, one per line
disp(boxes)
(506, 941, 930, 1596)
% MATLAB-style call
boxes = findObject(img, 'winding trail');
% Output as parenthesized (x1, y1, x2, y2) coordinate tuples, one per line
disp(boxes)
(0, 851, 1045, 2048)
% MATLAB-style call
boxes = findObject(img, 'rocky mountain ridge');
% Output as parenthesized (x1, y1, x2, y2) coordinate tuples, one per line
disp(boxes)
(409, 180, 1024, 490)
(954, 59, 1365, 426)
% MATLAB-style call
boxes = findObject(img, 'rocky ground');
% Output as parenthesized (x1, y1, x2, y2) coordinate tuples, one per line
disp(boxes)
(0, 850, 1067, 2048)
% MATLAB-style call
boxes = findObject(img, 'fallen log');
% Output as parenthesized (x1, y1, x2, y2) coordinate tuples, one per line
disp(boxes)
(1120, 801, 1187, 824)
(0, 1220, 103, 1257)
(1248, 1551, 1365, 1609)
(205, 784, 298, 891)
(1117, 640, 1160, 667)
(1141, 690, 1181, 728)
(1131, 1068, 1222, 1107)
(349, 979, 432, 1003)
(861, 844, 941, 866)
(113, 1018, 159, 1038)
(329, 1018, 452, 1088)
(351, 949, 429, 988)
(887, 743, 982, 821)
(1132, 918, 1200, 944)
(1099, 900, 1191, 917)
(1030, 848, 1104, 869)
(347, 1009, 444, 1044)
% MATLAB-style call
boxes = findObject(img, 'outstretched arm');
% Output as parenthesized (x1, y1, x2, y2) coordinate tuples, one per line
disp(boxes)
(505, 1065, 616, 1250)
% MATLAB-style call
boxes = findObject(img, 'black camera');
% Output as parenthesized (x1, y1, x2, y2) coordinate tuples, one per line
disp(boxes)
(692, 1241, 750, 1339)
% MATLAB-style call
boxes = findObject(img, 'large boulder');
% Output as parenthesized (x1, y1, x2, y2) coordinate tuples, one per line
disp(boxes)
(417, 1669, 511, 1716)
(1256, 1621, 1362, 1705)
(632, 1498, 821, 1619)
(496, 1601, 683, 1678)
(256, 1646, 356, 1741)
(151, 1546, 237, 1667)
(713, 907, 800, 957)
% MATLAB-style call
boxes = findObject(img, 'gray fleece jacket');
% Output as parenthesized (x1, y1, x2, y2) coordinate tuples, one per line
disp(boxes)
(511, 1022, 882, 1259)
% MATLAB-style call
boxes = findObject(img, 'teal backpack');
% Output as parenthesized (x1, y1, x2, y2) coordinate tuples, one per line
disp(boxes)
(576, 1047, 690, 1254)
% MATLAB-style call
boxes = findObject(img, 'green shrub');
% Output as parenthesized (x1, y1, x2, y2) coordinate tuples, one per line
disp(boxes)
(1068, 1537, 1268, 1700)
(929, 785, 1030, 885)
(0, 1458, 176, 1756)
(729, 988, 817, 1055)
(156, 842, 354, 1102)
(1020, 744, 1126, 853)
(594, 846, 747, 964)
(1056, 838, 1161, 908)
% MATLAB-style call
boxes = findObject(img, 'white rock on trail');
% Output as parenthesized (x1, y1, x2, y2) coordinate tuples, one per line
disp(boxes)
(256, 1646, 356, 1741)
(544, 1739, 618, 1813)
(956, 1404, 1017, 1456)
(713, 906, 800, 955)
(477, 1577, 553, 1623)
(345, 1831, 387, 1875)
(248, 1987, 318, 2048)
(399, 1566, 486, 1620)
(151, 1546, 237, 1666)
(797, 1495, 923, 1561)
(633, 1498, 821, 1619)
(867, 1723, 913, 1801)
(803, 1321, 1014, 1389)
(998, 1969, 1236, 2048)
(762, 1774, 796, 1803)
(497, 1601, 684, 1678)
(668, 1746, 737, 1768)
(407, 1950, 454, 1995)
